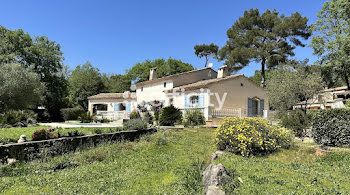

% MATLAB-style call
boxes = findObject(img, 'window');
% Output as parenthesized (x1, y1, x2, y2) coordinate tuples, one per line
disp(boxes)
(141, 87, 143, 92)
(164, 82, 167, 88)
(118, 103, 126, 111)
(190, 96, 199, 107)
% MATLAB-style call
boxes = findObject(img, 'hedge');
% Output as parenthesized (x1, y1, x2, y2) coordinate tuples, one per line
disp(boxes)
(309, 109, 350, 147)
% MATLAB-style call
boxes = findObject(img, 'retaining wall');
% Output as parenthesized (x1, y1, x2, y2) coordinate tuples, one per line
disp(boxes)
(0, 129, 156, 164)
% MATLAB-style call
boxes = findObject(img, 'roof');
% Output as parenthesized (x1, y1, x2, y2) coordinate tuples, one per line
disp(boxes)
(321, 86, 348, 92)
(165, 74, 257, 92)
(135, 67, 217, 87)
(88, 93, 136, 100)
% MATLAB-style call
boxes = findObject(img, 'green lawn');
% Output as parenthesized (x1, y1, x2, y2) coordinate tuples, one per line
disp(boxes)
(0, 126, 123, 144)
(1, 128, 350, 194)
(0, 128, 216, 194)
(217, 142, 350, 194)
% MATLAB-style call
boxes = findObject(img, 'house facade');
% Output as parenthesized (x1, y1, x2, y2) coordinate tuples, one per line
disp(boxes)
(294, 86, 350, 110)
(88, 66, 269, 124)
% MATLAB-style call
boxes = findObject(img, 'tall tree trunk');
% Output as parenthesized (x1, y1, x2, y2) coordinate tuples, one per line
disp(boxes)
(205, 56, 208, 67)
(345, 74, 350, 90)
(261, 58, 266, 88)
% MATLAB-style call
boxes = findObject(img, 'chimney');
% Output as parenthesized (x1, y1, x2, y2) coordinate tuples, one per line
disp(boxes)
(149, 67, 158, 80)
(217, 65, 229, 78)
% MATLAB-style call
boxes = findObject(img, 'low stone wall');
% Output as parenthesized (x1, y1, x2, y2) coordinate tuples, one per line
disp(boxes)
(0, 129, 156, 164)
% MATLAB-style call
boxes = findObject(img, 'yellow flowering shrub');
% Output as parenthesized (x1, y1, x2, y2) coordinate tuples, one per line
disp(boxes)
(215, 117, 293, 156)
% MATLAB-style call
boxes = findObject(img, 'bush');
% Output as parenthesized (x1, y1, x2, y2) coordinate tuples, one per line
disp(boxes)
(143, 112, 153, 125)
(78, 112, 93, 123)
(280, 109, 309, 137)
(0, 110, 37, 127)
(130, 110, 140, 119)
(124, 119, 148, 130)
(310, 109, 350, 147)
(60, 107, 85, 121)
(32, 129, 60, 141)
(215, 117, 293, 156)
(183, 109, 206, 127)
(159, 105, 182, 126)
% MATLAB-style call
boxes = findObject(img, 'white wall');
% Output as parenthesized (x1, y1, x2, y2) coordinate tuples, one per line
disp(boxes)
(136, 80, 174, 103)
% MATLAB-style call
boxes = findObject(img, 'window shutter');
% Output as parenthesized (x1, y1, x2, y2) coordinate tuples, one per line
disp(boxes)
(260, 99, 264, 116)
(248, 98, 252, 117)
(126, 102, 131, 114)
(114, 102, 119, 111)
(199, 94, 204, 107)
(185, 95, 189, 108)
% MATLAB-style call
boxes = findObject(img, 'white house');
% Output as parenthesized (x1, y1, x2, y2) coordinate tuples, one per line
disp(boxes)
(88, 65, 269, 125)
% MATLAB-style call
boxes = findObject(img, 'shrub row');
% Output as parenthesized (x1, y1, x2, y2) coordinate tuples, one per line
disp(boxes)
(309, 109, 350, 147)
(60, 107, 85, 121)
(0, 110, 37, 128)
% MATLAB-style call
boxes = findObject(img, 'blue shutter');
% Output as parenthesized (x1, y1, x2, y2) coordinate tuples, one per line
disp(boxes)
(260, 99, 264, 116)
(114, 102, 119, 111)
(126, 102, 131, 114)
(248, 98, 252, 117)
(185, 95, 189, 108)
(199, 94, 204, 107)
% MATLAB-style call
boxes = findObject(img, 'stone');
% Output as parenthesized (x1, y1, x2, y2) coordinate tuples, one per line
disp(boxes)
(203, 163, 230, 194)
(7, 158, 17, 165)
(211, 151, 225, 162)
(206, 185, 225, 195)
(18, 135, 27, 143)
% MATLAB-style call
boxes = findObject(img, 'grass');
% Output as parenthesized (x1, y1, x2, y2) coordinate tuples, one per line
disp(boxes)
(0, 128, 216, 194)
(1, 127, 350, 194)
(0, 126, 123, 144)
(217, 141, 350, 194)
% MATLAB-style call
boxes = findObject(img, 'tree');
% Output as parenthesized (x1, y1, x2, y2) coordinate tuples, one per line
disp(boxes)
(249, 70, 274, 86)
(0, 25, 67, 120)
(126, 58, 193, 83)
(194, 43, 219, 67)
(0, 63, 44, 112)
(68, 62, 105, 110)
(311, 0, 350, 89)
(219, 9, 311, 87)
(266, 64, 323, 114)
(102, 73, 131, 93)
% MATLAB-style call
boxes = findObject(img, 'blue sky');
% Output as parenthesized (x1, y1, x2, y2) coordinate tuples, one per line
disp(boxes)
(0, 0, 327, 77)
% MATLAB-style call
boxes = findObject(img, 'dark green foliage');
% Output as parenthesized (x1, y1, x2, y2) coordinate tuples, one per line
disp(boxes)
(159, 105, 182, 126)
(68, 62, 105, 110)
(280, 110, 309, 137)
(67, 130, 84, 137)
(183, 109, 206, 127)
(124, 119, 148, 130)
(102, 73, 131, 93)
(78, 112, 93, 123)
(126, 58, 193, 83)
(194, 43, 219, 67)
(0, 110, 37, 127)
(60, 107, 85, 121)
(0, 25, 68, 121)
(219, 9, 311, 87)
(310, 109, 350, 147)
(129, 110, 140, 119)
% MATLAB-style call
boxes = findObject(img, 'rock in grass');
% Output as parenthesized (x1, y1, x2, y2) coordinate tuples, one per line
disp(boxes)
(203, 163, 230, 194)
(7, 158, 17, 165)
(17, 135, 27, 143)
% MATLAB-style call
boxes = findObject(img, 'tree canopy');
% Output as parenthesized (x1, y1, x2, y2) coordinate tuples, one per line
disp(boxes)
(311, 0, 350, 89)
(0, 25, 67, 120)
(0, 63, 44, 112)
(102, 73, 131, 93)
(219, 9, 311, 87)
(266, 63, 323, 114)
(126, 58, 193, 83)
(194, 43, 219, 67)
(68, 62, 105, 110)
